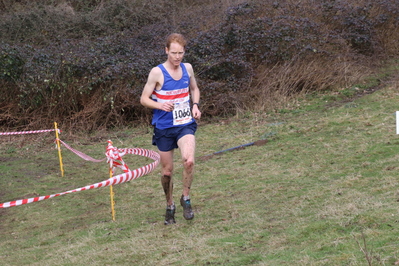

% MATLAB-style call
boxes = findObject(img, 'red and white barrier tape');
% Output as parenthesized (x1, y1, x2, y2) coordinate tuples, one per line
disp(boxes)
(0, 141, 160, 208)
(58, 139, 106, 163)
(0, 129, 60, 136)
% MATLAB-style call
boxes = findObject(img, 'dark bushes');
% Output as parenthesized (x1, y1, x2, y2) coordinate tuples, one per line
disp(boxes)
(0, 44, 24, 81)
(1, 0, 399, 130)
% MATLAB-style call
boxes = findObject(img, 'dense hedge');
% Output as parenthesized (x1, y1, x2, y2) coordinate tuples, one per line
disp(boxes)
(1, 0, 399, 130)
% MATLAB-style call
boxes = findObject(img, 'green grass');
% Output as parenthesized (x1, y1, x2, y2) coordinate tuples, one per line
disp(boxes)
(1, 81, 399, 265)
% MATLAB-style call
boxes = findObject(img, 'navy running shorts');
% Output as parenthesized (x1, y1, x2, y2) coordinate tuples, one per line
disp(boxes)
(152, 122, 197, 152)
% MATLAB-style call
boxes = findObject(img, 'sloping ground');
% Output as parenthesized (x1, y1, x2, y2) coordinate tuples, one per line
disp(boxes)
(0, 65, 399, 265)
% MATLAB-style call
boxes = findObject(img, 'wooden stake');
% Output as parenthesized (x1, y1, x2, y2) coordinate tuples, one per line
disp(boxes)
(110, 168, 116, 221)
(54, 122, 64, 177)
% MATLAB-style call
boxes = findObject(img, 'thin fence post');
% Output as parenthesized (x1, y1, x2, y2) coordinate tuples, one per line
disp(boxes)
(109, 168, 116, 221)
(54, 122, 64, 177)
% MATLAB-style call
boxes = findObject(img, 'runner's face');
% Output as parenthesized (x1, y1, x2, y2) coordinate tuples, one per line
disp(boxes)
(166, 42, 185, 67)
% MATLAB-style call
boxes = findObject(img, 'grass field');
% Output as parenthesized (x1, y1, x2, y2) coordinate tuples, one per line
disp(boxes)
(1, 75, 399, 265)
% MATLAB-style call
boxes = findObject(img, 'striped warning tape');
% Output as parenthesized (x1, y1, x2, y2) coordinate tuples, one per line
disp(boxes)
(58, 139, 107, 163)
(0, 129, 60, 136)
(0, 143, 160, 208)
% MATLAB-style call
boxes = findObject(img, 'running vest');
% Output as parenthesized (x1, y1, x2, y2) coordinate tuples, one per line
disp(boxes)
(151, 63, 194, 129)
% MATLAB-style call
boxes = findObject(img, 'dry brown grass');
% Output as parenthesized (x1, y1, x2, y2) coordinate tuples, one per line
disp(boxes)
(247, 54, 374, 113)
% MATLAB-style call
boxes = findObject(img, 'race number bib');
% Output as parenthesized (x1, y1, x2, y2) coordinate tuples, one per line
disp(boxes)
(173, 102, 192, 126)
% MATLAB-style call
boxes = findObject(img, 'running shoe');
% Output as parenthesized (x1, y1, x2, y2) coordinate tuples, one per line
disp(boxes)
(180, 195, 194, 220)
(164, 204, 176, 225)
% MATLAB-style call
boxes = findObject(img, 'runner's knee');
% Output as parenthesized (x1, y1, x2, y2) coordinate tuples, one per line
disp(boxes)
(183, 158, 194, 170)
(162, 170, 173, 177)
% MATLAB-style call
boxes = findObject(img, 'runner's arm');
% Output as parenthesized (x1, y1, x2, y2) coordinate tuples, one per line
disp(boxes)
(140, 67, 174, 112)
(185, 63, 201, 119)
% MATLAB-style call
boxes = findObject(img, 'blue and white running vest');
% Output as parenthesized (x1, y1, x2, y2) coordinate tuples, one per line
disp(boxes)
(151, 63, 194, 129)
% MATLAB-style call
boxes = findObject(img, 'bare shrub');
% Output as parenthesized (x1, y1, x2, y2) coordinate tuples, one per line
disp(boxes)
(248, 54, 372, 113)
(0, 0, 399, 130)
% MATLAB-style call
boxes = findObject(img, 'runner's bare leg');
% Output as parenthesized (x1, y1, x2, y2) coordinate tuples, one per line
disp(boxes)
(178, 134, 196, 197)
(159, 150, 174, 206)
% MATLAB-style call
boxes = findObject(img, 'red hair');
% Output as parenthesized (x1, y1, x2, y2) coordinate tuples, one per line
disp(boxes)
(166, 33, 187, 49)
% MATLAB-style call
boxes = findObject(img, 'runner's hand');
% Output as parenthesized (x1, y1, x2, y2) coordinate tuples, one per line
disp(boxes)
(160, 102, 174, 112)
(192, 105, 201, 120)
